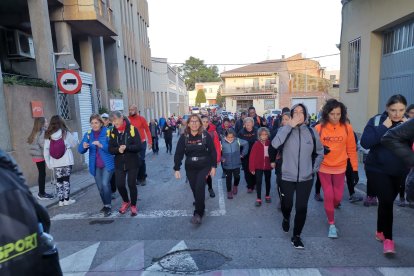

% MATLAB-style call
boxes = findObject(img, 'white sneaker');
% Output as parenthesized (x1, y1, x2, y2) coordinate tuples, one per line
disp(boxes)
(58, 201, 64, 207)
(64, 199, 76, 206)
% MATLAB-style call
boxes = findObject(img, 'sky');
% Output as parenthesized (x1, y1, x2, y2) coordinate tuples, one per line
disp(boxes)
(148, 0, 342, 73)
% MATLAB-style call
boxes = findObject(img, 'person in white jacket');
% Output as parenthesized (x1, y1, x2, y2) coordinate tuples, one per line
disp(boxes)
(44, 115, 78, 206)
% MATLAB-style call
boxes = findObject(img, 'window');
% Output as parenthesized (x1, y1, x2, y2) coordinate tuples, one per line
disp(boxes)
(264, 99, 275, 110)
(348, 37, 361, 92)
(383, 19, 414, 55)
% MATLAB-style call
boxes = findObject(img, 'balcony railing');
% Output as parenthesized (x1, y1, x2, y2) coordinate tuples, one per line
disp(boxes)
(223, 86, 278, 95)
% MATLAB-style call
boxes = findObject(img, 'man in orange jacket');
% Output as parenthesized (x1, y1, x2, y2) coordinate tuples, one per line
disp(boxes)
(128, 105, 152, 186)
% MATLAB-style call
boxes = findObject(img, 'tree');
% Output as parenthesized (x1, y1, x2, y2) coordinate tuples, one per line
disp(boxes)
(216, 89, 225, 107)
(180, 56, 221, 91)
(195, 89, 206, 106)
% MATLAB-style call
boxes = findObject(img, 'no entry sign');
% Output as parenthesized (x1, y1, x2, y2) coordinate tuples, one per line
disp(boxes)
(57, 69, 82, 94)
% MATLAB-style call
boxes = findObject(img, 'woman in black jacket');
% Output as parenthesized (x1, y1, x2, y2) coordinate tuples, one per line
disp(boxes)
(174, 114, 217, 225)
(109, 111, 142, 216)
(360, 94, 409, 255)
(163, 119, 174, 154)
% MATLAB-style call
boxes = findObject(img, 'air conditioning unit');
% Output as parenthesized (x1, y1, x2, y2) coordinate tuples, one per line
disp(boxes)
(5, 29, 35, 60)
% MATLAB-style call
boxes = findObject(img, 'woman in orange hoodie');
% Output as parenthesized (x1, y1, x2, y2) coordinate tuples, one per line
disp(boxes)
(315, 99, 358, 239)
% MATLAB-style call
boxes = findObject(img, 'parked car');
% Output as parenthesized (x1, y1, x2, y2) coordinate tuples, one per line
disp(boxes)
(264, 109, 282, 119)
(191, 107, 200, 114)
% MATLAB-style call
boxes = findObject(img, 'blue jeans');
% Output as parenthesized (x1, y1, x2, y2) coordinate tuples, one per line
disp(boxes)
(95, 167, 113, 207)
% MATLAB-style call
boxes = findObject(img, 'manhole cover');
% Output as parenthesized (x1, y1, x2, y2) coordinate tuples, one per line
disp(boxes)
(155, 249, 231, 273)
(89, 219, 114, 225)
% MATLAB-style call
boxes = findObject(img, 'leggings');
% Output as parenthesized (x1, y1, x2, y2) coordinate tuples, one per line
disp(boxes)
(280, 179, 313, 236)
(54, 166, 72, 201)
(242, 157, 255, 189)
(186, 167, 211, 217)
(255, 170, 271, 199)
(165, 137, 173, 153)
(115, 168, 139, 206)
(371, 172, 406, 240)
(36, 161, 46, 194)
(223, 168, 240, 192)
(206, 175, 213, 190)
(318, 172, 345, 225)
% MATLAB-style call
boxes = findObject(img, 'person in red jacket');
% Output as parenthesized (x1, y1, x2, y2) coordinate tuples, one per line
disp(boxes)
(249, 127, 274, 206)
(201, 115, 221, 197)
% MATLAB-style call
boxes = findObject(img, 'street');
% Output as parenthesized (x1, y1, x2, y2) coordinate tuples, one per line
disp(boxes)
(46, 137, 414, 275)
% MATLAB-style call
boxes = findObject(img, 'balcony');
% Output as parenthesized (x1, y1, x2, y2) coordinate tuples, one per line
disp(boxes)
(50, 0, 116, 36)
(222, 86, 278, 96)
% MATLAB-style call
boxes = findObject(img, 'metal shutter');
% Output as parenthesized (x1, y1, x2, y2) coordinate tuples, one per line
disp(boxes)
(78, 72, 94, 165)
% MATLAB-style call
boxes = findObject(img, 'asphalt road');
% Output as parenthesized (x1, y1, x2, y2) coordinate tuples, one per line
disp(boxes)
(48, 136, 414, 275)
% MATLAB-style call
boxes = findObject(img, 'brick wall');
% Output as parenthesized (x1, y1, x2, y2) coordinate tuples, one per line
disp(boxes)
(279, 91, 337, 111)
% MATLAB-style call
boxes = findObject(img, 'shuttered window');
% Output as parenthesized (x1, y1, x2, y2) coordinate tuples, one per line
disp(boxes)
(348, 37, 361, 92)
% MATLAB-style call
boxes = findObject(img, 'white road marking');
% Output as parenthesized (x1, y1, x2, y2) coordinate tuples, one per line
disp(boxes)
(143, 240, 198, 275)
(378, 267, 414, 276)
(217, 177, 227, 216)
(60, 242, 100, 276)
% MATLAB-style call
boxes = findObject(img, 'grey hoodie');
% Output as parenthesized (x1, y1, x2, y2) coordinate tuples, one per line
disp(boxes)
(271, 103, 324, 182)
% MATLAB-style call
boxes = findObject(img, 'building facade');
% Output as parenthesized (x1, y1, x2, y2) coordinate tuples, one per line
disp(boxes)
(0, 0, 153, 185)
(339, 0, 414, 132)
(188, 82, 222, 107)
(151, 57, 188, 118)
(221, 54, 334, 116)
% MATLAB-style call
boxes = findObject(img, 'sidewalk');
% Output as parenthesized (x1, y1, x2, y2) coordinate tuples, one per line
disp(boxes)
(30, 135, 172, 209)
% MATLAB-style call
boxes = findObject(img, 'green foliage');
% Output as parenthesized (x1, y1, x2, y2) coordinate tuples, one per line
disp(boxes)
(195, 89, 206, 106)
(216, 89, 225, 106)
(99, 106, 109, 114)
(2, 75, 53, 88)
(180, 56, 221, 91)
(108, 88, 123, 98)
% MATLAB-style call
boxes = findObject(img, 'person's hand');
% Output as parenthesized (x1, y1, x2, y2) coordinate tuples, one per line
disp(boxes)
(353, 171, 359, 186)
(289, 115, 302, 128)
(383, 117, 392, 128)
(83, 142, 89, 149)
(175, 171, 181, 179)
(210, 167, 216, 177)
(92, 141, 102, 148)
(251, 171, 255, 175)
(148, 144, 152, 150)
(271, 162, 276, 169)
(119, 145, 126, 153)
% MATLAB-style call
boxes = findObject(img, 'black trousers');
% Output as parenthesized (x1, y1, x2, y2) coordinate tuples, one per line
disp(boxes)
(187, 167, 210, 217)
(152, 136, 159, 152)
(242, 157, 255, 189)
(314, 173, 321, 194)
(110, 173, 116, 193)
(371, 172, 406, 240)
(165, 137, 173, 153)
(280, 179, 313, 237)
(345, 159, 355, 196)
(116, 168, 139, 206)
(255, 169, 271, 199)
(206, 175, 213, 190)
(36, 161, 46, 194)
(365, 167, 377, 197)
(223, 168, 240, 192)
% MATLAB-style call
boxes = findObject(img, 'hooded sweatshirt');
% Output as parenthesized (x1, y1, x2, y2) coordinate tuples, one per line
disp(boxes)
(44, 129, 78, 169)
(315, 120, 358, 174)
(271, 104, 324, 182)
(221, 137, 249, 170)
(249, 140, 272, 171)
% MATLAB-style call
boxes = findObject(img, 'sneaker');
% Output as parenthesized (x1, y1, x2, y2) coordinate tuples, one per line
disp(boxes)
(119, 202, 130, 214)
(232, 186, 238, 195)
(58, 201, 64, 207)
(190, 214, 202, 224)
(328, 225, 338, 239)
(364, 196, 373, 207)
(398, 198, 406, 207)
(140, 180, 147, 186)
(63, 199, 76, 206)
(130, 205, 138, 216)
(282, 218, 290, 233)
(383, 239, 396, 255)
(314, 193, 324, 202)
(265, 196, 271, 203)
(335, 203, 341, 209)
(227, 192, 233, 199)
(247, 188, 253, 193)
(37, 193, 54, 200)
(208, 188, 216, 198)
(99, 207, 106, 213)
(103, 207, 112, 217)
(349, 194, 363, 203)
(376, 231, 385, 242)
(291, 236, 304, 249)
(255, 199, 262, 207)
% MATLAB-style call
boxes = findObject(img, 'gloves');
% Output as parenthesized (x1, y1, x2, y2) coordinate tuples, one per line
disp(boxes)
(353, 171, 359, 186)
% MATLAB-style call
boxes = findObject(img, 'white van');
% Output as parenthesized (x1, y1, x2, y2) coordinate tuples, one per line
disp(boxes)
(191, 107, 200, 114)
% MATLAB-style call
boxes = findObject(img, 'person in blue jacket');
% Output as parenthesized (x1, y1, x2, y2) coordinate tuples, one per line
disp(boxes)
(360, 94, 409, 255)
(78, 114, 115, 217)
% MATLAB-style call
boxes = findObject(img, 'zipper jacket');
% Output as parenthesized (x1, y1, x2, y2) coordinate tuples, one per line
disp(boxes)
(221, 138, 249, 170)
(249, 140, 272, 172)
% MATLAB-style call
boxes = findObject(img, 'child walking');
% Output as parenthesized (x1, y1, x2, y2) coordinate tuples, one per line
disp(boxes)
(221, 129, 249, 199)
(249, 127, 274, 206)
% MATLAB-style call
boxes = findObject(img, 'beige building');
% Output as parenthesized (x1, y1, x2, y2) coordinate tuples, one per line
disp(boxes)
(339, 0, 414, 133)
(0, 0, 153, 185)
(221, 54, 333, 116)
(188, 82, 222, 107)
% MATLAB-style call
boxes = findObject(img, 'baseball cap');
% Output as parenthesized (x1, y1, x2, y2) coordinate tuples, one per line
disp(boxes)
(101, 113, 109, 119)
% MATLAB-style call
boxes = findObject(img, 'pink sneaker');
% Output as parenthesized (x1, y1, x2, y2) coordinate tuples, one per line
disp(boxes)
(383, 239, 395, 254)
(232, 186, 238, 195)
(119, 201, 130, 214)
(130, 205, 138, 216)
(227, 192, 233, 199)
(376, 232, 385, 242)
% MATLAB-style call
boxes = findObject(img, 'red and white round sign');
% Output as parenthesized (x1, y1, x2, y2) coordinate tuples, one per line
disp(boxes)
(57, 69, 82, 94)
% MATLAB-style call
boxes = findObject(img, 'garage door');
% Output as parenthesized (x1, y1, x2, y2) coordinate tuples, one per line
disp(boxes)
(291, 98, 317, 116)
(78, 72, 94, 165)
